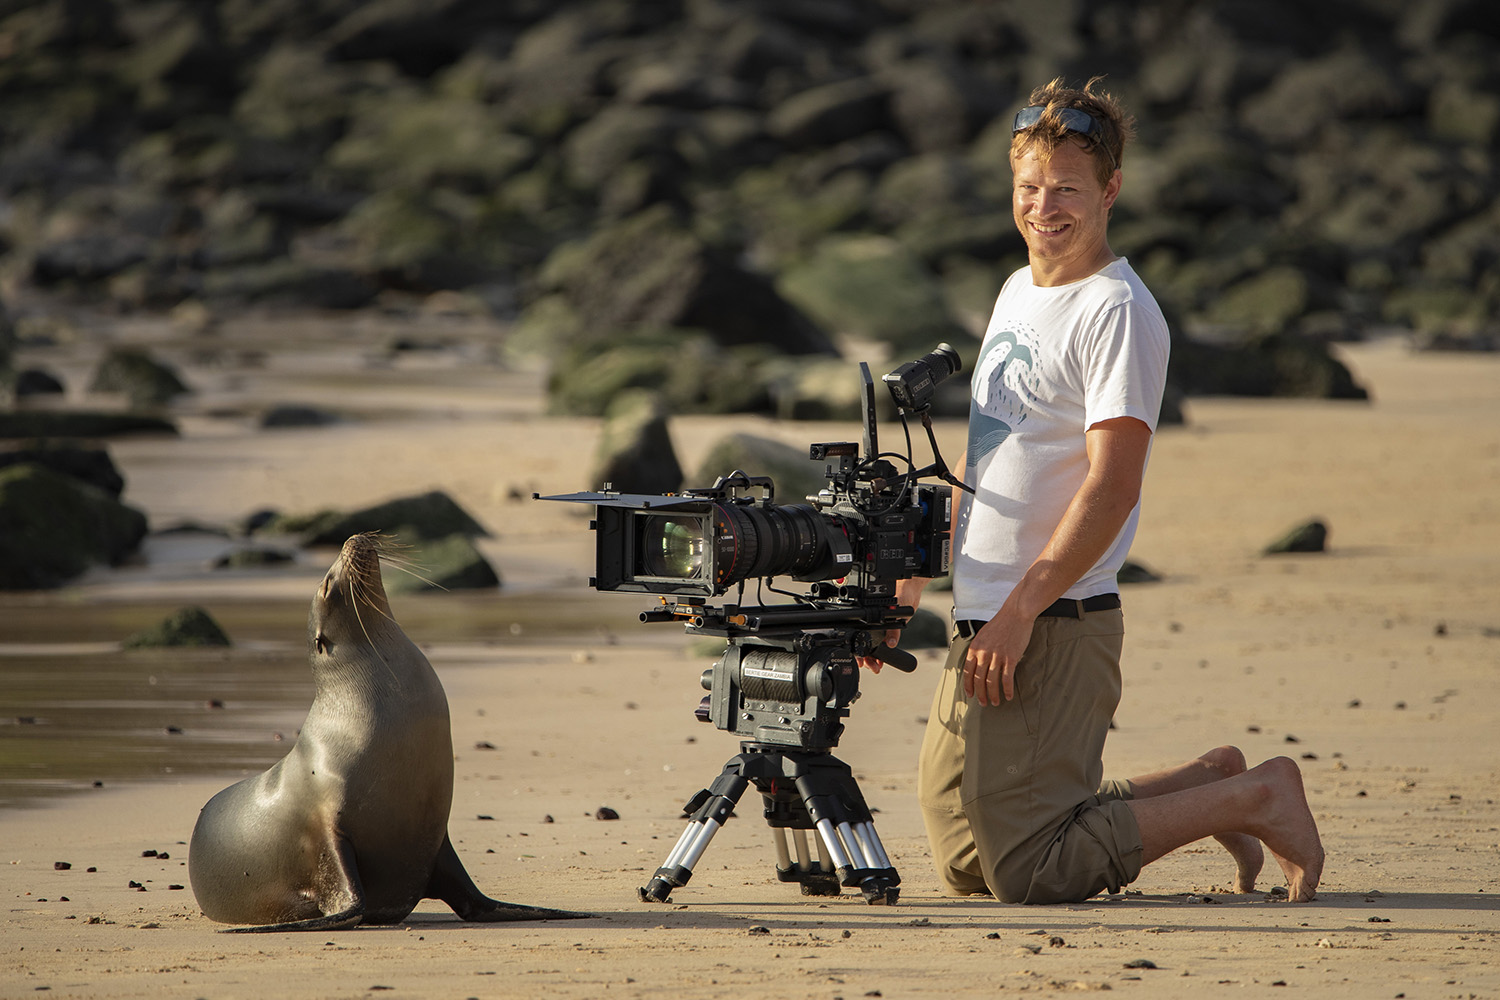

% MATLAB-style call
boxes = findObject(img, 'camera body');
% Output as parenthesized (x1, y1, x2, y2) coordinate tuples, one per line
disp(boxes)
(586, 467, 951, 609)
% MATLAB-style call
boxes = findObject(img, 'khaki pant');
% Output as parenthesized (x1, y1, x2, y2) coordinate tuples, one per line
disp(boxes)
(917, 610, 1144, 903)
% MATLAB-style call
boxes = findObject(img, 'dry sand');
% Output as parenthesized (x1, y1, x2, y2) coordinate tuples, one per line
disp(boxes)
(2, 326, 1498, 999)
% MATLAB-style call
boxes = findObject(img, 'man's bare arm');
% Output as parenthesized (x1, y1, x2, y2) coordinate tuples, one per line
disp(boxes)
(963, 417, 1152, 705)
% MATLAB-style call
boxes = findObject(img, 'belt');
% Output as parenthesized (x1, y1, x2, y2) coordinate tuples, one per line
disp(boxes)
(955, 594, 1121, 637)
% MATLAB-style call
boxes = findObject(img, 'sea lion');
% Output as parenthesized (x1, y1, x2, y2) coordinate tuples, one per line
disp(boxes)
(188, 533, 585, 931)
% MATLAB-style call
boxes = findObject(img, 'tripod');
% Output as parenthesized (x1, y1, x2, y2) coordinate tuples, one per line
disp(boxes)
(638, 742, 901, 905)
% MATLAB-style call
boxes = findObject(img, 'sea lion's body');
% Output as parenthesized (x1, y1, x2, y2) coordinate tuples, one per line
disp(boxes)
(189, 534, 581, 931)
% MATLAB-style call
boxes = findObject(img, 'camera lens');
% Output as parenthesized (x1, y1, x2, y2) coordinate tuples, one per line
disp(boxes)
(639, 515, 706, 579)
(712, 502, 838, 590)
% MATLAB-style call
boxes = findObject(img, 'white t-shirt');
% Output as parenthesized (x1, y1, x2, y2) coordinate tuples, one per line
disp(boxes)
(950, 257, 1170, 622)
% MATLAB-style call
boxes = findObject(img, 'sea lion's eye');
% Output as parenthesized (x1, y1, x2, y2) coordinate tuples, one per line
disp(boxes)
(314, 633, 329, 655)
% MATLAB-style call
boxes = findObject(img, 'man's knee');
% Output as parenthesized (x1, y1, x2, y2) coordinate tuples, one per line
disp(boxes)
(1199, 745, 1247, 778)
(984, 853, 1119, 904)
(977, 801, 1143, 904)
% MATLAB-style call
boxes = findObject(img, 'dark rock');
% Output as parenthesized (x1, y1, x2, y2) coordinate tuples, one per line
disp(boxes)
(248, 508, 344, 540)
(88, 348, 189, 410)
(0, 443, 125, 497)
(212, 546, 296, 569)
(546, 330, 775, 418)
(13, 369, 65, 396)
(1170, 332, 1368, 400)
(1118, 560, 1162, 585)
(530, 205, 837, 358)
(1240, 46, 1419, 147)
(562, 103, 694, 194)
(0, 463, 148, 589)
(1264, 520, 1328, 555)
(767, 77, 891, 148)
(880, 56, 1000, 154)
(201, 261, 378, 310)
(300, 491, 489, 546)
(589, 390, 683, 494)
(383, 533, 500, 594)
(241, 509, 280, 534)
(259, 405, 340, 429)
(776, 234, 968, 355)
(31, 233, 150, 286)
(0, 412, 178, 439)
(1157, 383, 1186, 426)
(122, 606, 231, 649)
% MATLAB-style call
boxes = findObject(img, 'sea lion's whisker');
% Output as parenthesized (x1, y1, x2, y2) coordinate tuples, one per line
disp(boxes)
(379, 558, 449, 594)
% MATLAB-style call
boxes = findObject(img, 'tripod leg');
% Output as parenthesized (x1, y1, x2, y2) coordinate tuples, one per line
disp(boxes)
(639, 764, 750, 903)
(794, 763, 902, 905)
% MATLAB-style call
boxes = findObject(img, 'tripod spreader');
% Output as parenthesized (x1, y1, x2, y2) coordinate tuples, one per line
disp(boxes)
(638, 743, 900, 905)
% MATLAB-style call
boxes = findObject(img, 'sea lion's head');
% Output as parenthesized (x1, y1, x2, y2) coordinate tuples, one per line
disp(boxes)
(309, 533, 396, 660)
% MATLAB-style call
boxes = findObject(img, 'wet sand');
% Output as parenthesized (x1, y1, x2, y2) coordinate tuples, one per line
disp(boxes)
(2, 325, 1498, 998)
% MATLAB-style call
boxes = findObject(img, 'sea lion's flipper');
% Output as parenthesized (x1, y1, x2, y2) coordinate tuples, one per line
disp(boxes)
(220, 907, 363, 933)
(220, 835, 367, 933)
(428, 834, 592, 921)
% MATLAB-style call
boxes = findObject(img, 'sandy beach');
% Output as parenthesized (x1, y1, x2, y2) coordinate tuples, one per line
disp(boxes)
(2, 325, 1498, 999)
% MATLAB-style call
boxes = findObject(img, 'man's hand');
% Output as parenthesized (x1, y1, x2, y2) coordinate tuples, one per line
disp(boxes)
(959, 418, 1151, 705)
(856, 576, 932, 673)
(962, 607, 1034, 705)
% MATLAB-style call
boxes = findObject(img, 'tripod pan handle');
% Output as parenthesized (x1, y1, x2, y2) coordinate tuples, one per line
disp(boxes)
(870, 643, 917, 673)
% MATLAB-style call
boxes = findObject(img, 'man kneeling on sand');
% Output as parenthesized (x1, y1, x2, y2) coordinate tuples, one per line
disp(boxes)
(863, 77, 1324, 903)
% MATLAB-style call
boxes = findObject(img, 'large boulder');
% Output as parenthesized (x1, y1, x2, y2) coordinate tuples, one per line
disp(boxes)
(776, 234, 969, 355)
(766, 77, 891, 148)
(299, 491, 489, 547)
(0, 463, 148, 589)
(0, 442, 125, 497)
(384, 534, 500, 594)
(694, 433, 827, 503)
(0, 411, 178, 439)
(588, 389, 683, 494)
(1170, 331, 1368, 400)
(122, 606, 232, 648)
(528, 205, 838, 358)
(88, 347, 189, 409)
(546, 330, 775, 417)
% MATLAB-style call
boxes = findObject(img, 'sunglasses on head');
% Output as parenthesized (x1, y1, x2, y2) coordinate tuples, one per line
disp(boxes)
(1012, 105, 1117, 171)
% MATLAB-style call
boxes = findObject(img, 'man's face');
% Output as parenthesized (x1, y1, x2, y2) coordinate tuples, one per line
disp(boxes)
(1011, 140, 1121, 286)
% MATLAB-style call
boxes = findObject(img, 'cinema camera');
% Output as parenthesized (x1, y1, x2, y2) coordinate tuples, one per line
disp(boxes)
(538, 344, 968, 905)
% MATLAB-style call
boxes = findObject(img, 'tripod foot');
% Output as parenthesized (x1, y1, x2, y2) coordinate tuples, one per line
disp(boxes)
(638, 879, 674, 904)
(796, 875, 843, 897)
(860, 880, 900, 905)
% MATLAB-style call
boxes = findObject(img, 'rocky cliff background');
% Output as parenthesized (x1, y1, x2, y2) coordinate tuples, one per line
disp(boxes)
(3, 0, 1499, 415)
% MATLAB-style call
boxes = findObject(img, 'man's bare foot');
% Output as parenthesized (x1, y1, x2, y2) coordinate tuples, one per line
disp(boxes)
(1216, 831, 1264, 893)
(1200, 747, 1264, 892)
(1247, 757, 1324, 902)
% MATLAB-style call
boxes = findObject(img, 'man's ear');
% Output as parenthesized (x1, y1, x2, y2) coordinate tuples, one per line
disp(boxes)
(1102, 168, 1122, 210)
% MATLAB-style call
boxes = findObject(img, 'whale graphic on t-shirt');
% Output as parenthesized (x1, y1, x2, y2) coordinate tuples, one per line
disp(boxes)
(967, 330, 1037, 465)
